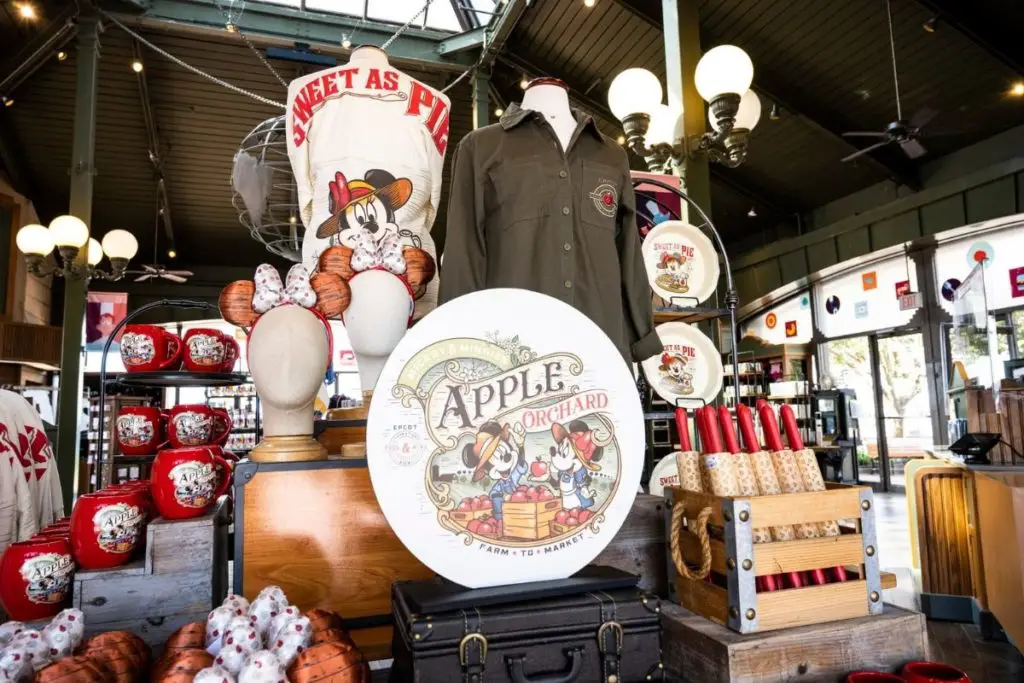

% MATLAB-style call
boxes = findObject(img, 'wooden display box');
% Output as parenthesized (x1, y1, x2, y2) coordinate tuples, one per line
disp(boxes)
(666, 483, 884, 634)
(503, 498, 560, 540)
(72, 498, 229, 650)
(661, 602, 929, 683)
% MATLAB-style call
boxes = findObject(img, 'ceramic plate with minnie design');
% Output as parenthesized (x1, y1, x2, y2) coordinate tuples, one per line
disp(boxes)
(367, 288, 645, 589)
(641, 220, 720, 305)
(641, 322, 723, 405)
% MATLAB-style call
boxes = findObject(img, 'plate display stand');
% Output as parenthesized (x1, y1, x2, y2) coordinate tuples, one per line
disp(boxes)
(94, 298, 250, 488)
(633, 179, 742, 480)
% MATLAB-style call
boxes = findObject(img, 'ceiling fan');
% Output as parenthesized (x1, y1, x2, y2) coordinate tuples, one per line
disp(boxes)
(126, 193, 193, 283)
(840, 0, 943, 163)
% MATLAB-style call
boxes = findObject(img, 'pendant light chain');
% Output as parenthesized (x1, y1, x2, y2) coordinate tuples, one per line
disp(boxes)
(382, 0, 435, 50)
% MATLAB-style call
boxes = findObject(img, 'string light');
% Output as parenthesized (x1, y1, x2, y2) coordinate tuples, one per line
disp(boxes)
(57, 50, 67, 61)
(16, 3, 36, 20)
(520, 75, 529, 89)
(131, 60, 144, 73)
(1011, 82, 1024, 97)
(225, 22, 237, 33)
(342, 36, 352, 49)
(2, 96, 13, 108)
(167, 249, 177, 259)
(495, 108, 504, 116)
(747, 207, 758, 217)
(616, 135, 626, 145)
(584, 0, 596, 6)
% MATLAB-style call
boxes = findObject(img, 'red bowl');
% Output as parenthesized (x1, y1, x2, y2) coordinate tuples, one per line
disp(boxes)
(902, 661, 971, 683)
(0, 536, 74, 620)
(70, 489, 149, 569)
(847, 673, 906, 682)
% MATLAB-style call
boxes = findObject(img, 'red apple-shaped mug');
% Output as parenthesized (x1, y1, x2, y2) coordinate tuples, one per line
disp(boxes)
(0, 536, 75, 621)
(70, 489, 149, 570)
(115, 406, 167, 455)
(183, 328, 240, 373)
(150, 446, 232, 520)
(901, 662, 972, 683)
(167, 404, 232, 448)
(120, 324, 183, 372)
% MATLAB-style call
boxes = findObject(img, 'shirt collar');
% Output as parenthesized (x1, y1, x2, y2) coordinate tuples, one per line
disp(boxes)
(499, 102, 603, 140)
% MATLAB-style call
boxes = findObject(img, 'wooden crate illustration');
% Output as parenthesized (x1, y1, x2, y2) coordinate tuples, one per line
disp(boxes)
(503, 499, 561, 540)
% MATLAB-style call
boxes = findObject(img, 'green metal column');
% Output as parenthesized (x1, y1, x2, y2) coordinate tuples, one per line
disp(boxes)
(662, 0, 711, 218)
(472, 69, 490, 130)
(56, 12, 101, 509)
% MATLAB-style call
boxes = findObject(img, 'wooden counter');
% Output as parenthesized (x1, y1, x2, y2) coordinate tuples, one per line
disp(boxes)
(975, 472, 1024, 647)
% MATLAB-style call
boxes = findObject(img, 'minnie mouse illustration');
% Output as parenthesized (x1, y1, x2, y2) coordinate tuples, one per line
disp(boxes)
(316, 170, 413, 248)
(659, 352, 694, 395)
(549, 421, 604, 511)
(461, 422, 528, 527)
(655, 251, 690, 293)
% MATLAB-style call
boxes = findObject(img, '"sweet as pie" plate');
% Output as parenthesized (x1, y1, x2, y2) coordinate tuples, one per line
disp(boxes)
(640, 322, 723, 405)
(641, 220, 720, 305)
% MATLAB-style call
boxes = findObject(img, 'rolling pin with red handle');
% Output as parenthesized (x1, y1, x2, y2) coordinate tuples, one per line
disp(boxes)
(780, 404, 849, 583)
(759, 402, 828, 587)
(675, 408, 693, 452)
(717, 406, 776, 592)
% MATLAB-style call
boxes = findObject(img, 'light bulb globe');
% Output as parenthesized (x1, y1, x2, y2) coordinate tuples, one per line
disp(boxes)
(646, 103, 681, 145)
(48, 215, 89, 248)
(695, 45, 754, 103)
(607, 68, 663, 121)
(101, 229, 139, 260)
(87, 238, 103, 266)
(15, 224, 54, 256)
(712, 89, 761, 131)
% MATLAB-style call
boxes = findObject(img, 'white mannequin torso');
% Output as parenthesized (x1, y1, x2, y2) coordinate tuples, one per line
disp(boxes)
(520, 83, 577, 151)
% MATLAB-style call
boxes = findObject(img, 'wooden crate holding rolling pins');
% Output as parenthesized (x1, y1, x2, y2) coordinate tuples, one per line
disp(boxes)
(665, 483, 896, 634)
(72, 499, 229, 651)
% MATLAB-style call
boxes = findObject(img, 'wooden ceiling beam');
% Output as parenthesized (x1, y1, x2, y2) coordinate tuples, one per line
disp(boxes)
(912, 0, 1024, 75)
(609, 0, 921, 191)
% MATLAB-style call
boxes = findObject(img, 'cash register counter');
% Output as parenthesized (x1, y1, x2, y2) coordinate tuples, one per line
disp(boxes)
(907, 454, 1024, 646)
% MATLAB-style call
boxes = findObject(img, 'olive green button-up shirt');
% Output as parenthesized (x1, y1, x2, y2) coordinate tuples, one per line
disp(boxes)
(438, 104, 662, 363)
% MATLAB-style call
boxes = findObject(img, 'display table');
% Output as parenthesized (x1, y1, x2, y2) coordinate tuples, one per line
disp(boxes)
(661, 603, 928, 682)
(974, 471, 1024, 648)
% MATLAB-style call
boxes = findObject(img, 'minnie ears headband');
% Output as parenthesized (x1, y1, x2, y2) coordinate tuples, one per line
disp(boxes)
(218, 231, 436, 328)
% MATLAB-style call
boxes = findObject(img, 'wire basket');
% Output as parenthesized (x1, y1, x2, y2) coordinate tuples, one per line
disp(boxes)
(231, 115, 303, 262)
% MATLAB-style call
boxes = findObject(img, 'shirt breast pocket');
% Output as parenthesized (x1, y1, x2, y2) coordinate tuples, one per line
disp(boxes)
(488, 157, 553, 230)
(580, 161, 621, 231)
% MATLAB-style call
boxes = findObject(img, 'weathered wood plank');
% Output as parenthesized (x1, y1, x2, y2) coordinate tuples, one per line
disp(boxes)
(84, 610, 209, 653)
(75, 569, 215, 623)
(592, 494, 667, 595)
(662, 603, 928, 683)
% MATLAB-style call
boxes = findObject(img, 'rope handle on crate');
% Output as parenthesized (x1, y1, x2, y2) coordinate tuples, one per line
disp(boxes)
(670, 501, 713, 581)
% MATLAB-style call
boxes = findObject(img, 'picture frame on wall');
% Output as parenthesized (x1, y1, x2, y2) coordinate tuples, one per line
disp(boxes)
(85, 292, 128, 351)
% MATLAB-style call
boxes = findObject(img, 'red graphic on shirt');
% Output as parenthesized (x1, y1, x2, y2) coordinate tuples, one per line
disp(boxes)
(589, 183, 618, 218)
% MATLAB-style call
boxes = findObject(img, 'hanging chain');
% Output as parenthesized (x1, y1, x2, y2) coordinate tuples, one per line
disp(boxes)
(99, 10, 287, 109)
(215, 0, 289, 89)
(382, 0, 434, 50)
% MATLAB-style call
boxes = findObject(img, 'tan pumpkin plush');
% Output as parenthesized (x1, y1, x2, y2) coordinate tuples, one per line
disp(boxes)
(150, 648, 214, 683)
(219, 281, 259, 327)
(162, 623, 206, 654)
(286, 641, 368, 683)
(33, 655, 112, 682)
(304, 609, 344, 634)
(76, 631, 150, 683)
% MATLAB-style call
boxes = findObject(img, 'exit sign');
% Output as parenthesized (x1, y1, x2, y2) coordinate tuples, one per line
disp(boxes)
(899, 292, 923, 311)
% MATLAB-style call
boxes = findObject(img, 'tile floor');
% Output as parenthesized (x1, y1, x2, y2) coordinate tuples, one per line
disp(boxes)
(875, 492, 1024, 682)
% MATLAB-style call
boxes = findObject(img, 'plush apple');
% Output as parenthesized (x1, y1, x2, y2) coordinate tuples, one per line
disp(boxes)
(457, 500, 472, 511)
(471, 497, 483, 510)
(554, 510, 569, 524)
(480, 498, 492, 509)
(538, 488, 553, 501)
(467, 519, 481, 534)
(531, 457, 548, 478)
(579, 509, 592, 523)
(510, 492, 527, 503)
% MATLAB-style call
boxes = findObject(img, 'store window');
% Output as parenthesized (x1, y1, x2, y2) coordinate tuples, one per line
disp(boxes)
(258, 0, 464, 31)
(814, 255, 919, 339)
(740, 293, 813, 345)
(934, 222, 1024, 316)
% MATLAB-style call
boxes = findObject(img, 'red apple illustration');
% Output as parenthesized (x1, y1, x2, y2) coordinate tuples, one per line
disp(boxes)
(517, 485, 528, 493)
(579, 509, 593, 523)
(480, 497, 492, 509)
(567, 516, 579, 527)
(479, 522, 494, 534)
(538, 488, 553, 501)
(531, 457, 548, 478)
(554, 510, 569, 524)
(470, 497, 483, 510)
(510, 491, 527, 503)
(457, 499, 472, 511)
(467, 519, 481, 534)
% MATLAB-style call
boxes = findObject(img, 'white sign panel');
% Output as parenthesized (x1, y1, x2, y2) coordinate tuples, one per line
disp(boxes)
(367, 289, 645, 588)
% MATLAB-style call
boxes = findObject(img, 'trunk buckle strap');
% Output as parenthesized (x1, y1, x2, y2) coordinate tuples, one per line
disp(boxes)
(597, 620, 623, 655)
(460, 632, 488, 667)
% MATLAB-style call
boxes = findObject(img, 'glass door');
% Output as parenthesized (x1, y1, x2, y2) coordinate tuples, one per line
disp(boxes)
(876, 332, 934, 492)
(824, 336, 880, 488)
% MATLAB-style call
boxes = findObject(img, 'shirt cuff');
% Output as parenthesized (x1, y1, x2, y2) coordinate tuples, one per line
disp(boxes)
(631, 330, 664, 363)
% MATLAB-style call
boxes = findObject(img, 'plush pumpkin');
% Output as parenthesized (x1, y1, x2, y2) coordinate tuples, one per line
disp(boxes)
(219, 281, 259, 327)
(318, 246, 356, 281)
(76, 632, 150, 683)
(310, 629, 354, 648)
(303, 610, 344, 635)
(286, 642, 368, 683)
(33, 655, 112, 682)
(163, 623, 206, 654)
(151, 648, 214, 683)
(309, 272, 351, 318)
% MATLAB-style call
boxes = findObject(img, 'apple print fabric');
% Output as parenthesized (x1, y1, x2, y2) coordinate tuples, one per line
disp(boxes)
(238, 650, 287, 683)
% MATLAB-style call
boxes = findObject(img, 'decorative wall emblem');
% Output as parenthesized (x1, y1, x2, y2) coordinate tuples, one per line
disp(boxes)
(367, 289, 644, 588)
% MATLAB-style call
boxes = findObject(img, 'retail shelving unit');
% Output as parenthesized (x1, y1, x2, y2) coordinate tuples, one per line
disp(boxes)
(206, 383, 261, 455)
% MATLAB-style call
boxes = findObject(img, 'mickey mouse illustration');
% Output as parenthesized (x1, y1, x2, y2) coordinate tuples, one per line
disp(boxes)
(549, 421, 604, 511)
(316, 170, 413, 248)
(461, 422, 528, 526)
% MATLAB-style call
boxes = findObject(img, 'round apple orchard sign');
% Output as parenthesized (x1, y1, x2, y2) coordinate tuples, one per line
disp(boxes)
(367, 289, 645, 588)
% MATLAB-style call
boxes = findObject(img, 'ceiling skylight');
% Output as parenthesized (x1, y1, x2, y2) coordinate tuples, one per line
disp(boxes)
(252, 0, 464, 32)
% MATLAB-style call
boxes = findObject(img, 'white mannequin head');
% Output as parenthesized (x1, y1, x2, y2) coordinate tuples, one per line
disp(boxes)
(344, 270, 412, 392)
(248, 305, 329, 436)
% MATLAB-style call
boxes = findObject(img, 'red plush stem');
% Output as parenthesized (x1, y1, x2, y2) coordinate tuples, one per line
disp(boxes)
(758, 402, 785, 452)
(675, 408, 692, 452)
(717, 406, 741, 455)
(779, 404, 804, 450)
(736, 404, 761, 453)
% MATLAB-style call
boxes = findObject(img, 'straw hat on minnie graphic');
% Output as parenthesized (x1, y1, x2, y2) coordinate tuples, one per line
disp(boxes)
(461, 421, 523, 482)
(316, 169, 413, 246)
(550, 420, 606, 472)
(659, 352, 687, 373)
